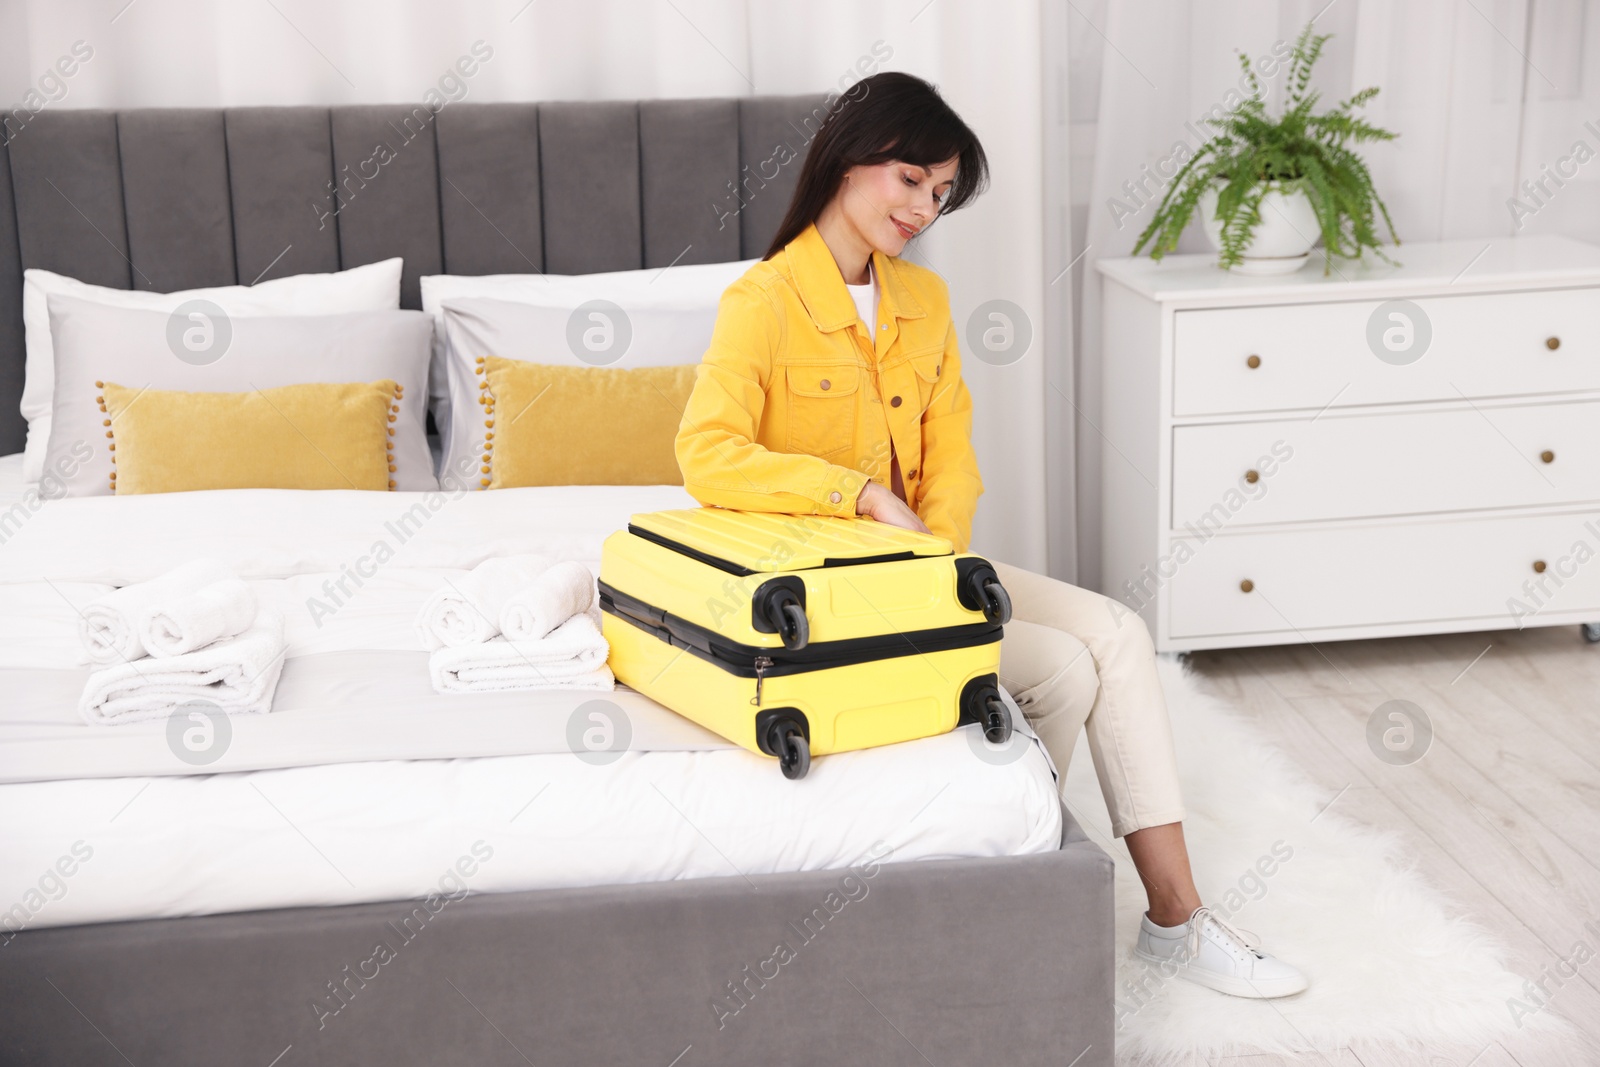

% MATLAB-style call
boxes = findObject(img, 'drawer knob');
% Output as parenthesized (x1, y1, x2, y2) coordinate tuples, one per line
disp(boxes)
(1541, 449, 1555, 464)
(1244, 469, 1260, 484)
(1533, 560, 1548, 574)
(1546, 336, 1561, 351)
(1239, 579, 1255, 593)
(1246, 354, 1261, 369)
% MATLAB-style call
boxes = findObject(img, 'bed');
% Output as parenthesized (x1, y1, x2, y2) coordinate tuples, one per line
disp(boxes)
(0, 97, 1114, 1066)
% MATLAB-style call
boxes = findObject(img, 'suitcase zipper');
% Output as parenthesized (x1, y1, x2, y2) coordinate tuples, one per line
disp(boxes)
(751, 655, 773, 706)
(599, 581, 1001, 682)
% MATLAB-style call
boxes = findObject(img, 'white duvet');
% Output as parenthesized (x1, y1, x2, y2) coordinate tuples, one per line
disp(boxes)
(0, 456, 1061, 931)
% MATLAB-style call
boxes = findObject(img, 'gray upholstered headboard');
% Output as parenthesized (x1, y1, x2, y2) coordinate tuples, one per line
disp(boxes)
(0, 94, 828, 453)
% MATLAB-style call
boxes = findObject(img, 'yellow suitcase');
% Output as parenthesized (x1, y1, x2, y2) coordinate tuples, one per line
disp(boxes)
(598, 507, 1014, 779)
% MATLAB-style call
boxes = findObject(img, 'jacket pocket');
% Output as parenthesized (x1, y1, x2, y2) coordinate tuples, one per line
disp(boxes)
(908, 348, 944, 411)
(785, 362, 859, 459)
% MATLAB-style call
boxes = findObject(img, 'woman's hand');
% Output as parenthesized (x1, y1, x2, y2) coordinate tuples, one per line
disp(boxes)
(855, 481, 931, 536)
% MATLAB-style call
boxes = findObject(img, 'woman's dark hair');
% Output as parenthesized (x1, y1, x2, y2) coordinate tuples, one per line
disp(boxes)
(762, 72, 988, 260)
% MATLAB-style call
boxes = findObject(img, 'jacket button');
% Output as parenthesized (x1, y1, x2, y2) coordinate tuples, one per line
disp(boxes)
(829, 491, 842, 503)
(820, 379, 831, 390)
(890, 395, 902, 407)
(908, 469, 917, 478)
(880, 323, 887, 331)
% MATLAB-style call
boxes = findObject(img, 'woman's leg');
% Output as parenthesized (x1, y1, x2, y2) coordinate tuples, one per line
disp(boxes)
(991, 561, 1307, 997)
(992, 560, 1196, 920)
(1123, 823, 1201, 927)
(994, 617, 1098, 776)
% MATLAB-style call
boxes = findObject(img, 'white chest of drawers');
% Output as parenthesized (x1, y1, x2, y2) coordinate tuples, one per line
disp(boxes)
(1096, 236, 1600, 652)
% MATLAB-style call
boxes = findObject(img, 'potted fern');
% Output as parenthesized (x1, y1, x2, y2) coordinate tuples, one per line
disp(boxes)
(1133, 22, 1401, 275)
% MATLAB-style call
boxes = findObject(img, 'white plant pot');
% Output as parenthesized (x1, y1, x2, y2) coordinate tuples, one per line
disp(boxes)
(1198, 182, 1319, 274)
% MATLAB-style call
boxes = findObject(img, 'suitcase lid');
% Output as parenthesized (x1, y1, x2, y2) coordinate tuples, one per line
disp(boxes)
(628, 508, 953, 573)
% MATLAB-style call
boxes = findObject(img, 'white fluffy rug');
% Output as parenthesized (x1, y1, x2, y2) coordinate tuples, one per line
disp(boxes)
(1059, 655, 1583, 1066)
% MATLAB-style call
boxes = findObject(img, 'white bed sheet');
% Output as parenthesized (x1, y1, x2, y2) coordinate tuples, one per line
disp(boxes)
(1, 689, 1059, 932)
(0, 455, 1062, 930)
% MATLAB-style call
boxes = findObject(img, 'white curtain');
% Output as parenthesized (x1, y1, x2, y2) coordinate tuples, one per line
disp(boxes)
(0, 0, 1063, 573)
(6, 0, 1598, 585)
(1068, 0, 1600, 591)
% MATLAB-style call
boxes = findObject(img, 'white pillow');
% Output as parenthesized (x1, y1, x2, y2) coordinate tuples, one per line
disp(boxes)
(435, 297, 727, 490)
(419, 258, 756, 478)
(419, 258, 759, 316)
(20, 258, 403, 484)
(44, 298, 437, 496)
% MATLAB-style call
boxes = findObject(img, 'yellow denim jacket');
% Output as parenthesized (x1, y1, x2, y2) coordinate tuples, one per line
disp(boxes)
(674, 220, 984, 552)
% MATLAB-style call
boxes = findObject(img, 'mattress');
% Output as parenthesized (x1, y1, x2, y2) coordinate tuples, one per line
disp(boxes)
(0, 455, 1061, 931)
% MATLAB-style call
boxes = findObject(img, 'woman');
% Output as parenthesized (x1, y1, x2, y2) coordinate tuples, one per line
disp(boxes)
(674, 72, 1306, 1000)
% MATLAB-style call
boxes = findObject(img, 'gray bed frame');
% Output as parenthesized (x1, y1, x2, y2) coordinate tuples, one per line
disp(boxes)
(0, 97, 1114, 1065)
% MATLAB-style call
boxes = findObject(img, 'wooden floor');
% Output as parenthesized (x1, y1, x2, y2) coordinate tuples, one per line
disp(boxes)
(1184, 623, 1600, 1067)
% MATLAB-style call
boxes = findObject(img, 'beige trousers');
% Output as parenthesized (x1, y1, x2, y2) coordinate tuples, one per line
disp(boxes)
(991, 561, 1186, 838)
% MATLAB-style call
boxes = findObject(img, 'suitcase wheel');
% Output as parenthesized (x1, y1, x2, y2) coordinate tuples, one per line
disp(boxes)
(778, 602, 809, 651)
(958, 676, 1014, 746)
(754, 583, 810, 650)
(777, 729, 810, 779)
(979, 579, 1012, 626)
(757, 708, 812, 780)
(982, 694, 1013, 745)
(771, 720, 810, 779)
(956, 561, 1013, 625)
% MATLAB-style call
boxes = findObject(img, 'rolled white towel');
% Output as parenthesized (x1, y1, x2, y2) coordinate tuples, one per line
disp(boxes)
(79, 558, 236, 665)
(414, 554, 553, 650)
(79, 607, 288, 726)
(500, 560, 596, 642)
(137, 577, 258, 658)
(429, 609, 613, 693)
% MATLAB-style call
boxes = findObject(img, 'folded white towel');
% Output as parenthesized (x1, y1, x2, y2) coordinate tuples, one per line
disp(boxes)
(138, 577, 258, 658)
(428, 609, 613, 693)
(414, 554, 553, 650)
(79, 608, 288, 726)
(79, 558, 236, 665)
(500, 560, 596, 642)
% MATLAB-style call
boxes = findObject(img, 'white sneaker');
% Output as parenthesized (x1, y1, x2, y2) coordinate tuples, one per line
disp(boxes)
(1134, 905, 1308, 998)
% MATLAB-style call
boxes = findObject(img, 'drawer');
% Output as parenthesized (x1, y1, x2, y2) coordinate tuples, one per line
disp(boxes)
(1172, 399, 1600, 527)
(1166, 511, 1600, 638)
(1173, 287, 1600, 416)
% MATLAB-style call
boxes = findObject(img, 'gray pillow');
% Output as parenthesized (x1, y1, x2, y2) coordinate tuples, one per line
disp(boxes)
(43, 295, 438, 496)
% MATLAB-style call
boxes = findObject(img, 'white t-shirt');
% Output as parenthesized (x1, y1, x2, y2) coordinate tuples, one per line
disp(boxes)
(845, 258, 879, 333)
(844, 259, 906, 500)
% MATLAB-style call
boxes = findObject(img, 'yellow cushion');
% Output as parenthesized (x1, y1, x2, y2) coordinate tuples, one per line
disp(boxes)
(480, 357, 696, 487)
(101, 380, 400, 494)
